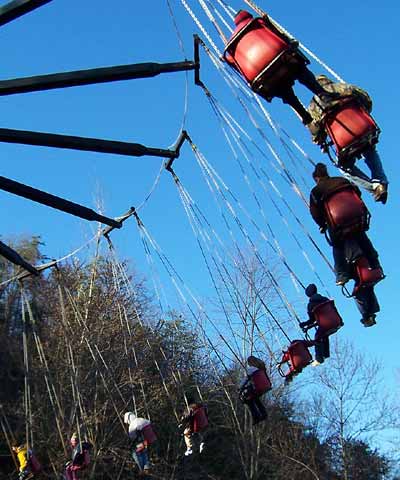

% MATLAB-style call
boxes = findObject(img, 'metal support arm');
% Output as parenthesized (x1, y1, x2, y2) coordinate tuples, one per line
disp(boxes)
(0, 0, 52, 27)
(0, 240, 39, 275)
(0, 175, 122, 228)
(0, 128, 182, 159)
(0, 60, 198, 96)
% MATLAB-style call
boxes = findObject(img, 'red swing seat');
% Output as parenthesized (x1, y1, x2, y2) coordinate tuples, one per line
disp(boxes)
(323, 186, 370, 239)
(142, 424, 157, 445)
(29, 451, 42, 474)
(192, 406, 208, 433)
(250, 369, 272, 395)
(352, 257, 384, 294)
(278, 340, 312, 378)
(312, 300, 343, 339)
(323, 99, 380, 164)
(224, 13, 308, 100)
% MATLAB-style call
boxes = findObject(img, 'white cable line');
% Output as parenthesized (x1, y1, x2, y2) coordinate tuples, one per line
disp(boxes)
(180, 0, 222, 56)
(242, 0, 345, 82)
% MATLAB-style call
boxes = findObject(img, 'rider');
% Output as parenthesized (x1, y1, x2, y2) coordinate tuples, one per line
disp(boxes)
(224, 10, 336, 125)
(299, 283, 331, 365)
(124, 412, 152, 475)
(12, 441, 34, 480)
(65, 433, 91, 480)
(179, 398, 208, 456)
(310, 163, 383, 327)
(308, 75, 388, 203)
(239, 356, 269, 425)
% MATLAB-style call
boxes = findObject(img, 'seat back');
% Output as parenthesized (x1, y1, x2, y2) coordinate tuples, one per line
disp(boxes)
(28, 451, 42, 474)
(251, 369, 272, 395)
(354, 257, 384, 290)
(278, 341, 312, 377)
(224, 18, 289, 84)
(82, 450, 90, 468)
(73, 442, 91, 468)
(324, 187, 370, 238)
(192, 406, 209, 433)
(288, 341, 313, 370)
(312, 300, 343, 336)
(142, 424, 157, 445)
(324, 102, 380, 161)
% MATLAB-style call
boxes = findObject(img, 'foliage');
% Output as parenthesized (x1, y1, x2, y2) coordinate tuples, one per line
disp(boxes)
(0, 238, 395, 479)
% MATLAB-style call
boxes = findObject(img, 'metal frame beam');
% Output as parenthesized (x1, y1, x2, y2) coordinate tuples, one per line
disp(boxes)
(0, 128, 182, 159)
(0, 60, 198, 96)
(0, 175, 122, 228)
(0, 240, 39, 275)
(0, 36, 202, 96)
(0, 0, 52, 27)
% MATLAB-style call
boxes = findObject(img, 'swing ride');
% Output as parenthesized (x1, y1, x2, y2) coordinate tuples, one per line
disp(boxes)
(0, 0, 388, 478)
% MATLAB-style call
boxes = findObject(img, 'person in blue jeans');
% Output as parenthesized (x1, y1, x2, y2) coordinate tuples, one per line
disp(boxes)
(310, 163, 383, 326)
(124, 412, 151, 475)
(342, 146, 388, 202)
(308, 75, 388, 204)
(131, 438, 150, 475)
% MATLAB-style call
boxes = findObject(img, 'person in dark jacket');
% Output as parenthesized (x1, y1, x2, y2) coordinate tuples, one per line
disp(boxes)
(299, 284, 331, 365)
(224, 10, 336, 125)
(310, 163, 380, 283)
(310, 163, 383, 327)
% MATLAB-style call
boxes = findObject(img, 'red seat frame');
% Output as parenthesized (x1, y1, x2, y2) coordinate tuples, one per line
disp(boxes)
(324, 186, 370, 239)
(142, 424, 157, 445)
(278, 341, 312, 378)
(192, 406, 208, 433)
(352, 257, 384, 294)
(251, 369, 272, 395)
(312, 300, 343, 339)
(224, 17, 307, 100)
(323, 100, 380, 163)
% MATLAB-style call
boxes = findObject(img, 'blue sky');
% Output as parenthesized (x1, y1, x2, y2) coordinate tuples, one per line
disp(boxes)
(1, 0, 399, 406)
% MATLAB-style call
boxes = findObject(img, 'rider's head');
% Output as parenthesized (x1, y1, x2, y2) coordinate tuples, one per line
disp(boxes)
(305, 283, 317, 297)
(312, 163, 329, 183)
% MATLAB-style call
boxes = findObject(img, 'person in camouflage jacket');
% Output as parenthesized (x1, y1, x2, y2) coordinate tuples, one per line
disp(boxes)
(308, 75, 388, 203)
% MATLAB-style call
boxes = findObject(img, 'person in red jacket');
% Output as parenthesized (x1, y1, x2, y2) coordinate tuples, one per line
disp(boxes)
(179, 398, 208, 456)
(239, 356, 270, 425)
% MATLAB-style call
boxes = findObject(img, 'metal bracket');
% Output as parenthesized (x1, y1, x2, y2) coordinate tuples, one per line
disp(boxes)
(165, 130, 189, 172)
(102, 207, 136, 237)
(193, 35, 204, 88)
